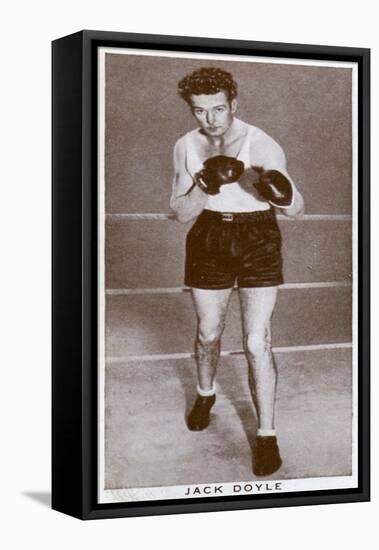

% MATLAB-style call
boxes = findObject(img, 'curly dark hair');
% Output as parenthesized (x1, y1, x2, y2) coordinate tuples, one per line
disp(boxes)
(178, 67, 238, 105)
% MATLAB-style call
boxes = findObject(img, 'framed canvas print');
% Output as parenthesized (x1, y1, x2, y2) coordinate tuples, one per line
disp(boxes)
(52, 30, 370, 519)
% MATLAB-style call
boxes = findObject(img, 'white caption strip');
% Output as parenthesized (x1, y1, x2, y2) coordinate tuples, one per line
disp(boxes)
(100, 474, 357, 504)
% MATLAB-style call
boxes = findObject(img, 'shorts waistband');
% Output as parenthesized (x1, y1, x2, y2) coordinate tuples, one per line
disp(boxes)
(199, 208, 275, 223)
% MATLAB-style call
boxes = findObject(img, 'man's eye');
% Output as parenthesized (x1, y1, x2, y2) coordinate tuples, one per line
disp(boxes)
(216, 108, 225, 113)
(194, 110, 203, 115)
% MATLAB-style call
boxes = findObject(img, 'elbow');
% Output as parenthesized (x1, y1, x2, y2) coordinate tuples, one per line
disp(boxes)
(174, 211, 196, 224)
(177, 215, 191, 224)
(287, 206, 305, 219)
(282, 192, 304, 219)
(170, 204, 193, 224)
(282, 206, 305, 220)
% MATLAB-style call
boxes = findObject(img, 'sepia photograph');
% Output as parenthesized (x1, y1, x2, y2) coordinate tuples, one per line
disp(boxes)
(97, 46, 358, 504)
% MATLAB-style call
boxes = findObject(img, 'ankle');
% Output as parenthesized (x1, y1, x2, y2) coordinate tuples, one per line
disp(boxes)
(197, 384, 216, 397)
(257, 428, 276, 437)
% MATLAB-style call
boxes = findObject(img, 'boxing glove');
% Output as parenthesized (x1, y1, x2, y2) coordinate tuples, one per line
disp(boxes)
(238, 166, 293, 207)
(195, 155, 245, 195)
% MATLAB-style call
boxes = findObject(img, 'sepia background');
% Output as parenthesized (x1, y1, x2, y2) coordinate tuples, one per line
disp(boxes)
(103, 52, 353, 490)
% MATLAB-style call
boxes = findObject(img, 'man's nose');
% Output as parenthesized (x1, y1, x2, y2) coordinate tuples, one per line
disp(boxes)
(206, 111, 215, 125)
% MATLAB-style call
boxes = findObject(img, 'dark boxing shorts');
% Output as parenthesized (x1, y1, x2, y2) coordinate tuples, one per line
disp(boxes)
(185, 208, 283, 290)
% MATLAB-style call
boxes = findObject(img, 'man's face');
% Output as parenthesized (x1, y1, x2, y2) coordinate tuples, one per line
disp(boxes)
(190, 90, 237, 137)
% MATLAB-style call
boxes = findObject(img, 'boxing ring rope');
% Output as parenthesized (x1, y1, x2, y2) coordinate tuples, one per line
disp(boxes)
(105, 212, 353, 364)
(105, 281, 353, 363)
(106, 343, 353, 364)
(106, 281, 351, 295)
(107, 213, 352, 221)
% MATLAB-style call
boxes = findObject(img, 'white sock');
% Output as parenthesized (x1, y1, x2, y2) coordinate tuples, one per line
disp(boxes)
(197, 384, 216, 397)
(257, 428, 276, 437)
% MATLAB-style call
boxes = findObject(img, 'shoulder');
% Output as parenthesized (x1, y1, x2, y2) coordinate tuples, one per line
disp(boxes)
(173, 134, 187, 160)
(246, 124, 285, 160)
(176, 127, 199, 143)
(244, 123, 281, 149)
(173, 130, 198, 168)
(241, 122, 287, 168)
(174, 128, 199, 152)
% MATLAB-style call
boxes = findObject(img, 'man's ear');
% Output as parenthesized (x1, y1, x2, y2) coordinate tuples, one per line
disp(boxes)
(231, 99, 238, 113)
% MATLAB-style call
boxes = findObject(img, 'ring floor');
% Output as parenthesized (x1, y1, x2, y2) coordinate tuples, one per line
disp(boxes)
(104, 348, 352, 489)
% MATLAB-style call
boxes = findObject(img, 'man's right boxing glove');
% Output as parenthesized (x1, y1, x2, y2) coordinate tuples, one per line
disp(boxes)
(195, 155, 245, 195)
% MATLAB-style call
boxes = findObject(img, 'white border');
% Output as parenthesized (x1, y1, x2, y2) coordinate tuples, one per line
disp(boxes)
(101, 475, 356, 503)
(97, 49, 106, 500)
(97, 46, 359, 504)
(351, 59, 359, 488)
(98, 46, 357, 69)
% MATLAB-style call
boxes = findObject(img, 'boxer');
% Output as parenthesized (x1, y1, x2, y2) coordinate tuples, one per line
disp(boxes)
(170, 67, 304, 476)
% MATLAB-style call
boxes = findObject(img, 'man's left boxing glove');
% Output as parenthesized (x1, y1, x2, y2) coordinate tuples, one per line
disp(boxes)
(238, 166, 293, 208)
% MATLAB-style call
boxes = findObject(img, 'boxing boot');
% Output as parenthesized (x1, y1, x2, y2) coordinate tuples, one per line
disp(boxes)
(252, 435, 282, 476)
(187, 393, 216, 431)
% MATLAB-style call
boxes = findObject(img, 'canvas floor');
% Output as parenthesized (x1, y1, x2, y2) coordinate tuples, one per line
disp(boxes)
(104, 348, 353, 489)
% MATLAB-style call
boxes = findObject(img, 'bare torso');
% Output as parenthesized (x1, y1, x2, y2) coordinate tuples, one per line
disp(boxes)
(171, 118, 296, 216)
(187, 119, 270, 212)
(191, 119, 248, 162)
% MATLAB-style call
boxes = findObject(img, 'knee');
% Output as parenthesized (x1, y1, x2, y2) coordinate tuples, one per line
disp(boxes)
(197, 321, 224, 346)
(244, 331, 271, 359)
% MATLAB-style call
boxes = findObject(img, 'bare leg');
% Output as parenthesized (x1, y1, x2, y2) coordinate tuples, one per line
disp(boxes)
(238, 287, 278, 430)
(191, 287, 234, 391)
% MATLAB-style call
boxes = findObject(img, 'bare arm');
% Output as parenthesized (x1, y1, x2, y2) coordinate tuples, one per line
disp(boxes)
(282, 186, 304, 218)
(169, 138, 208, 223)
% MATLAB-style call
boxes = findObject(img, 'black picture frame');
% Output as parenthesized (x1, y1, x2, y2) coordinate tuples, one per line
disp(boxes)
(52, 30, 370, 520)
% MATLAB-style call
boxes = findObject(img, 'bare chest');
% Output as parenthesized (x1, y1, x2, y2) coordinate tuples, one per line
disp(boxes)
(193, 131, 248, 163)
